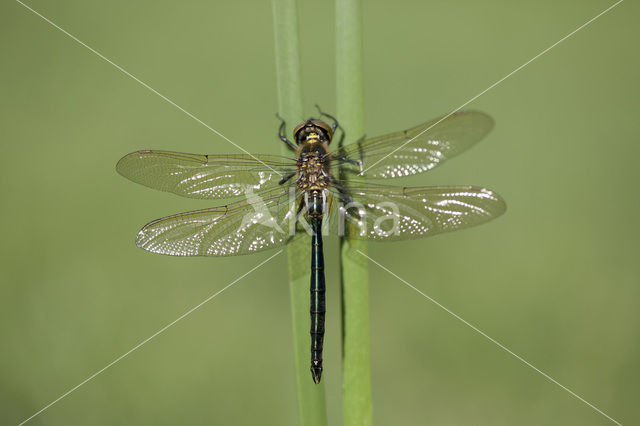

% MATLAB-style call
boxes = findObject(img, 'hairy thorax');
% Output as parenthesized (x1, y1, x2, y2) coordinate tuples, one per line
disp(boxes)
(296, 141, 331, 192)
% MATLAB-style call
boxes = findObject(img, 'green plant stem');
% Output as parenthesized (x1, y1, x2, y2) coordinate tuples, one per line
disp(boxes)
(336, 0, 373, 425)
(272, 1, 328, 425)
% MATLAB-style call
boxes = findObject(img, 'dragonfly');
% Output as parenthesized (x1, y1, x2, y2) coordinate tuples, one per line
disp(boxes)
(116, 109, 506, 384)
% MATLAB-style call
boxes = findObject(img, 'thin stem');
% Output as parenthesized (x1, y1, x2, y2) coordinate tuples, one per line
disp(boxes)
(335, 0, 373, 425)
(272, 1, 328, 425)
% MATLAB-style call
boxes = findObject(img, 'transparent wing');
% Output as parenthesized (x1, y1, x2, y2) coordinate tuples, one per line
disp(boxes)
(135, 187, 303, 256)
(326, 183, 505, 240)
(331, 111, 494, 179)
(117, 150, 297, 200)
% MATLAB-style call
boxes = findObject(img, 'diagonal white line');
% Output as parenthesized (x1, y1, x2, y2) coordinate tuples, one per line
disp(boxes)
(360, 0, 624, 176)
(18, 250, 283, 426)
(358, 250, 622, 425)
(15, 0, 282, 176)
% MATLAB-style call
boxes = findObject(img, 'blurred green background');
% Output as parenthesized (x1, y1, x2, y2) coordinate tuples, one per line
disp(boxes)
(1, 0, 638, 424)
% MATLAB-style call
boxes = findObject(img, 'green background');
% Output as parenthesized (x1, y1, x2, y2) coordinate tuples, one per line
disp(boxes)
(1, 0, 638, 425)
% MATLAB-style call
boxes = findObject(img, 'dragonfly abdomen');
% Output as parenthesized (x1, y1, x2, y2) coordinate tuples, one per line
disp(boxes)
(308, 190, 326, 384)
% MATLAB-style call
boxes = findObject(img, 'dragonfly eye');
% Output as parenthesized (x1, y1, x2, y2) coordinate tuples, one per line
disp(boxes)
(311, 120, 333, 141)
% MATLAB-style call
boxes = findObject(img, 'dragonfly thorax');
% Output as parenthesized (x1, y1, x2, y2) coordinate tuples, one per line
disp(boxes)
(297, 142, 331, 192)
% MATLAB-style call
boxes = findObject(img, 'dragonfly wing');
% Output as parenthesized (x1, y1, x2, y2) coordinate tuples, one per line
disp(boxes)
(327, 183, 505, 241)
(332, 111, 493, 179)
(117, 150, 296, 199)
(135, 187, 302, 256)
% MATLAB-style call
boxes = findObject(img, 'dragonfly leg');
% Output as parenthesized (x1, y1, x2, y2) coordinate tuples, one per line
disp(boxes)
(276, 113, 298, 150)
(329, 178, 354, 205)
(314, 104, 339, 134)
(278, 171, 296, 185)
(353, 134, 366, 172)
(332, 155, 362, 168)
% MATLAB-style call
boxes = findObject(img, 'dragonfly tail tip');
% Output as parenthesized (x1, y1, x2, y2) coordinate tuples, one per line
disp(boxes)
(311, 366, 323, 384)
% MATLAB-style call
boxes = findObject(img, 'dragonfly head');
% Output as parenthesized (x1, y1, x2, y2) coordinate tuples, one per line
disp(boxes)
(293, 119, 333, 145)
